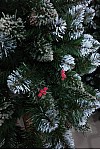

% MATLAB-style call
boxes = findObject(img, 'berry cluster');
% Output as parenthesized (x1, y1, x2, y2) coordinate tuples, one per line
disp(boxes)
(61, 70, 67, 80)
(38, 87, 48, 98)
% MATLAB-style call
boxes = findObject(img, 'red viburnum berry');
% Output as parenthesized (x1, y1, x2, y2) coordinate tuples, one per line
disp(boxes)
(38, 92, 42, 98)
(61, 69, 65, 74)
(43, 87, 48, 91)
(42, 91, 46, 95)
(61, 73, 66, 78)
(39, 89, 44, 94)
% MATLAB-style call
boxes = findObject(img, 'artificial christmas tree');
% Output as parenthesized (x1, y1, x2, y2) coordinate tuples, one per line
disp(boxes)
(0, 0, 100, 148)
(82, 0, 100, 91)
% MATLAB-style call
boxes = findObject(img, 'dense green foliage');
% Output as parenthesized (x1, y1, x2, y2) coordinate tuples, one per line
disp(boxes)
(0, 0, 100, 148)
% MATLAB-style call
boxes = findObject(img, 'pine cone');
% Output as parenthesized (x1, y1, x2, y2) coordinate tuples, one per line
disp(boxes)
(29, 11, 38, 26)
(29, 0, 58, 26)
(0, 13, 25, 40)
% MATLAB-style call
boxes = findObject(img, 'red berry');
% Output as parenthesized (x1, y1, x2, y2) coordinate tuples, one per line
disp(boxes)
(61, 73, 66, 78)
(42, 91, 46, 95)
(43, 87, 48, 91)
(61, 70, 65, 74)
(39, 89, 44, 94)
(38, 92, 42, 97)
